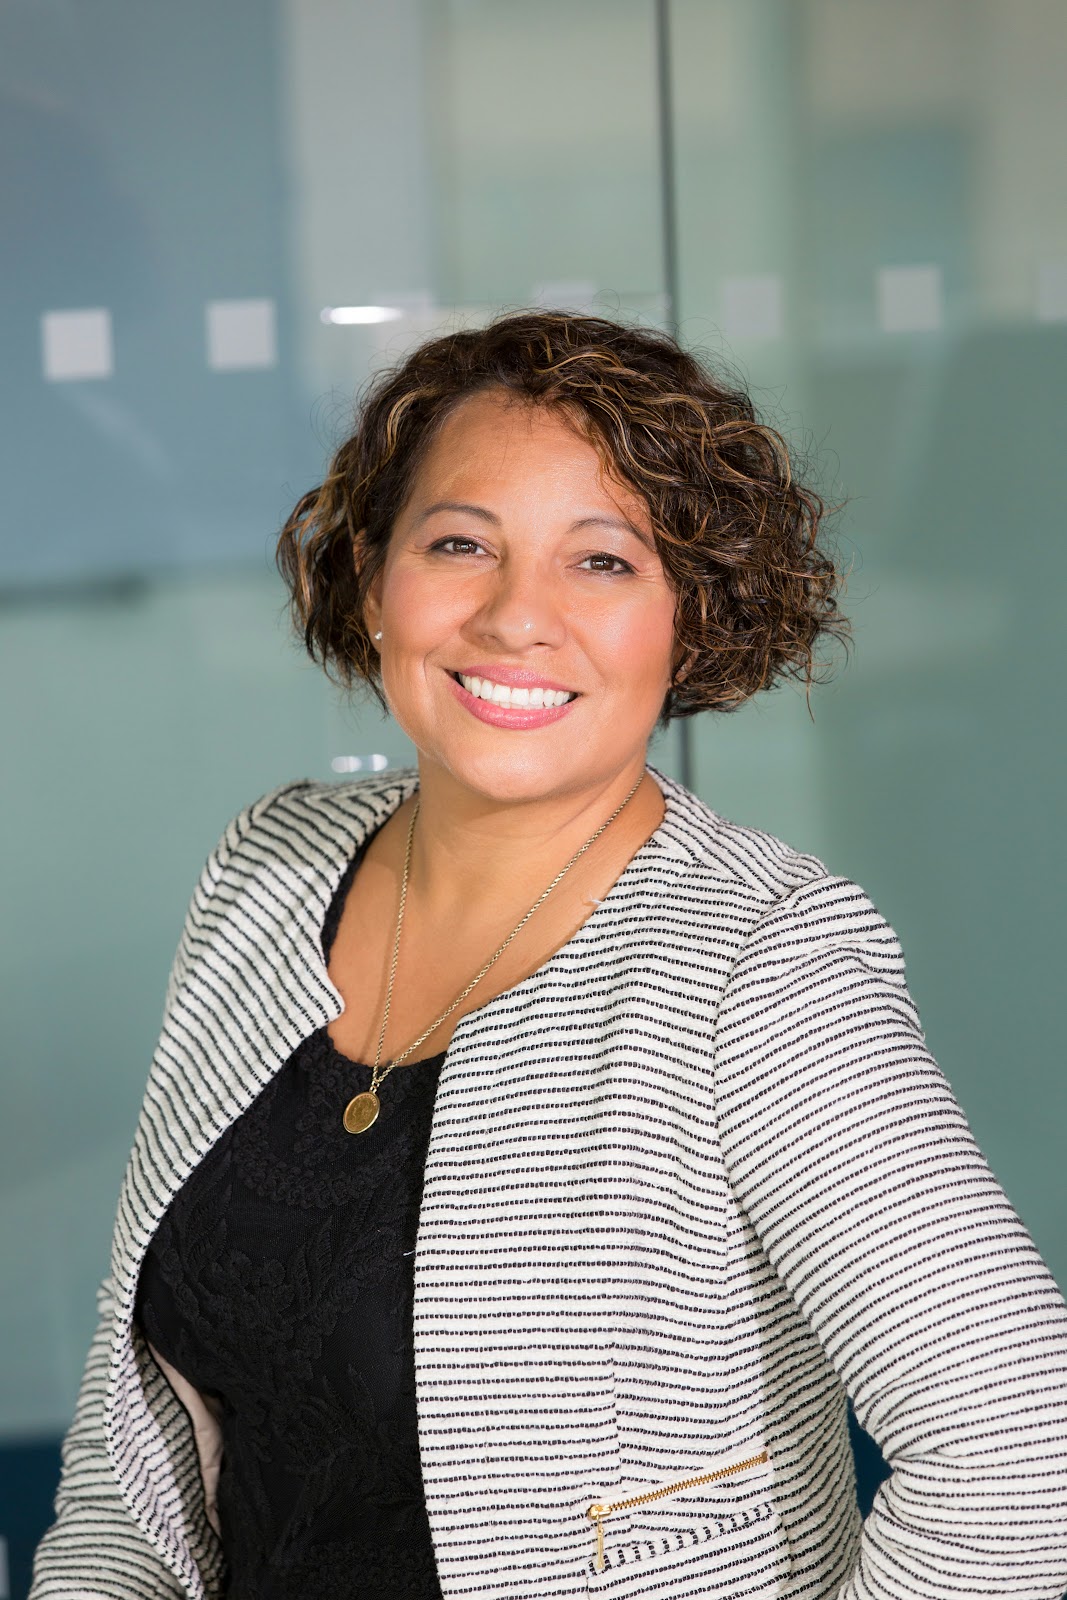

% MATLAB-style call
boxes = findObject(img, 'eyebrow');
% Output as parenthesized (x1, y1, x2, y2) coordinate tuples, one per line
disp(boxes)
(415, 502, 656, 552)
(416, 501, 499, 526)
(571, 513, 656, 553)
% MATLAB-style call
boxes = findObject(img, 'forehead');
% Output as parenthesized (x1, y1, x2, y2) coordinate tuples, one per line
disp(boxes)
(408, 389, 651, 522)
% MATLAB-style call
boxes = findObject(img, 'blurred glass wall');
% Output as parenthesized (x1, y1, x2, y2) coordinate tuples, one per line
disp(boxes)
(1, 0, 1064, 1544)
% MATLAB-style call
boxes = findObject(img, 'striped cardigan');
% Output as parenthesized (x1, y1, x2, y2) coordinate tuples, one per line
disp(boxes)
(30, 767, 1067, 1600)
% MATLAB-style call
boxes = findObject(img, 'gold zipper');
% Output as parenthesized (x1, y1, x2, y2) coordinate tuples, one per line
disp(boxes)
(586, 1450, 769, 1573)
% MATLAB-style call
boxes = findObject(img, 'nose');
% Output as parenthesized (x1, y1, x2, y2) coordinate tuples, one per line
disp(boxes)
(468, 557, 566, 651)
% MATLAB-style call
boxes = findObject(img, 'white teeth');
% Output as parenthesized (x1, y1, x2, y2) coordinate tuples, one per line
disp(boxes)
(456, 673, 574, 710)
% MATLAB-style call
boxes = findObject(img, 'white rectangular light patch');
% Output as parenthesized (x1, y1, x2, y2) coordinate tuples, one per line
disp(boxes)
(206, 298, 277, 371)
(41, 308, 114, 381)
(721, 274, 783, 339)
(1036, 261, 1067, 323)
(876, 265, 943, 334)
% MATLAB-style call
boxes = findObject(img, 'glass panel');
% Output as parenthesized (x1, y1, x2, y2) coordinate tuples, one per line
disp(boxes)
(0, 3, 316, 586)
(421, 0, 665, 316)
(671, 0, 1067, 1283)
(0, 0, 677, 1444)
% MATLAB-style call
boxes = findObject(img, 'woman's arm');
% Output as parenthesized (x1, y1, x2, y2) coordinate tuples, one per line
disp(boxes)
(713, 873, 1067, 1600)
(29, 1279, 187, 1600)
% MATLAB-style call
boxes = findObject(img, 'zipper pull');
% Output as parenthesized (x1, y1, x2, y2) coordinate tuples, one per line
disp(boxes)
(587, 1504, 606, 1573)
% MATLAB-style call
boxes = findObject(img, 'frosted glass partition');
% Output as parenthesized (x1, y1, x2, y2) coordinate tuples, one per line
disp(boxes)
(669, 0, 1067, 1285)
(0, 0, 675, 1441)
(1, 0, 669, 592)
(0, 3, 309, 585)
(421, 0, 666, 314)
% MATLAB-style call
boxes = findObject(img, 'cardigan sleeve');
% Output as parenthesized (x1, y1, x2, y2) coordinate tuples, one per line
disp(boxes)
(712, 872, 1067, 1600)
(28, 1278, 187, 1600)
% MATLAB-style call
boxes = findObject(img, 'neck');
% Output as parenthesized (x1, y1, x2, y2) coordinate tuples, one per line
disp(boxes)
(402, 758, 660, 919)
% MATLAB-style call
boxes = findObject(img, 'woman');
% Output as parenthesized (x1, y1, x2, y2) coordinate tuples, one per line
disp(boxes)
(31, 312, 1067, 1600)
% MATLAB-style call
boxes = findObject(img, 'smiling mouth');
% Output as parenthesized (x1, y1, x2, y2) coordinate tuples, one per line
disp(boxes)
(449, 671, 578, 710)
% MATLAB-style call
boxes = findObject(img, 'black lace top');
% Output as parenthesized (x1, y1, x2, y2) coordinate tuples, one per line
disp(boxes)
(135, 838, 447, 1600)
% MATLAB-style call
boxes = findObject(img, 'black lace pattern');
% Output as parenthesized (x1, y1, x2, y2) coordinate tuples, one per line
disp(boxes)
(135, 841, 446, 1600)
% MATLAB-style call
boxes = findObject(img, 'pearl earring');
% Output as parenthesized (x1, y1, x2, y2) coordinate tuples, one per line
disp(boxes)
(374, 630, 383, 641)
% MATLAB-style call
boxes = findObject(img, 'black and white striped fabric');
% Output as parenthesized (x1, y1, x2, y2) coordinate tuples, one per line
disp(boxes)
(30, 768, 1067, 1600)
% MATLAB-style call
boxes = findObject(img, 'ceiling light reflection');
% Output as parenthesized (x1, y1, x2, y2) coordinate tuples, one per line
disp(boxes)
(330, 754, 390, 773)
(320, 305, 405, 326)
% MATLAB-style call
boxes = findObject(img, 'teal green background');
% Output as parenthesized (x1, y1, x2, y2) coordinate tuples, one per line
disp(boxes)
(2, 0, 1064, 1509)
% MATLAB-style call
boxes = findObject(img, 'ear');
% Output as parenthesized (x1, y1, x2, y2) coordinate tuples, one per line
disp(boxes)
(671, 643, 698, 686)
(355, 530, 385, 644)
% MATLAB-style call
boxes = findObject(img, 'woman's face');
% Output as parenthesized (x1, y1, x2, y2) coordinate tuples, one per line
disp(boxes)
(364, 388, 679, 805)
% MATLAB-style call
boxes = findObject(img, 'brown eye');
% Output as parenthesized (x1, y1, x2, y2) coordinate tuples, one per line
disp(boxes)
(431, 536, 485, 556)
(581, 552, 633, 575)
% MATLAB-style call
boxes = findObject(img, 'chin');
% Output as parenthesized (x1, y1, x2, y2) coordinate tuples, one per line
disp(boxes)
(417, 732, 625, 808)
(442, 745, 590, 804)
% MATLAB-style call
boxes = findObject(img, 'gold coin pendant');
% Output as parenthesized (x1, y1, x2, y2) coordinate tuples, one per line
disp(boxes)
(342, 1090, 381, 1135)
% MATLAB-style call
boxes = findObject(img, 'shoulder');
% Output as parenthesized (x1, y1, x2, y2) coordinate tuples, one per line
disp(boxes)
(652, 765, 833, 906)
(195, 770, 419, 882)
(163, 773, 417, 1009)
(650, 768, 904, 969)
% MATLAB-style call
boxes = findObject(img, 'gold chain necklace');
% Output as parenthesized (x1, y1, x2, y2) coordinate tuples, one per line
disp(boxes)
(341, 774, 644, 1134)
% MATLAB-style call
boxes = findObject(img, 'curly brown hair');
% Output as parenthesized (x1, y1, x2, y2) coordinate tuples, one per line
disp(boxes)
(276, 310, 848, 722)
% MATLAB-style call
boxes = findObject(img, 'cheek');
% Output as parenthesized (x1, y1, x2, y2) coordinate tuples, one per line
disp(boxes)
(583, 590, 677, 688)
(381, 561, 466, 648)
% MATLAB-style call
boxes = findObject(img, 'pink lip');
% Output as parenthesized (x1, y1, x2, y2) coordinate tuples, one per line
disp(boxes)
(445, 671, 578, 731)
(450, 663, 579, 694)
